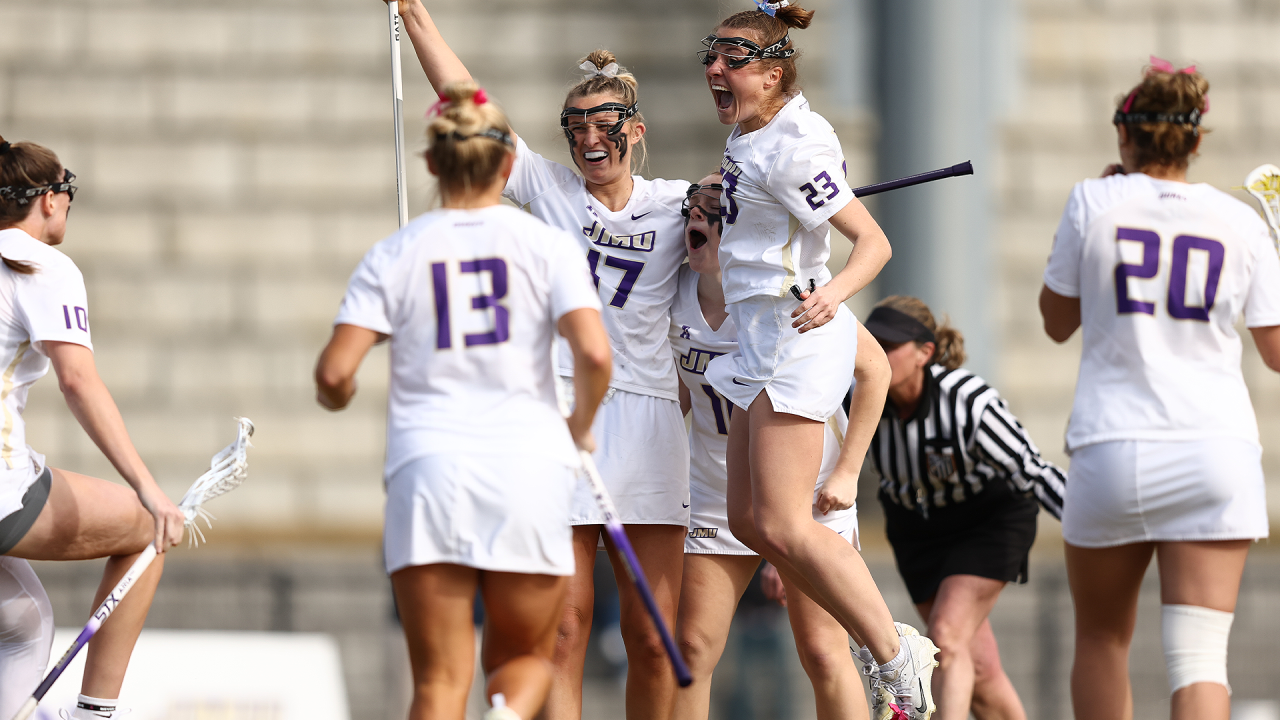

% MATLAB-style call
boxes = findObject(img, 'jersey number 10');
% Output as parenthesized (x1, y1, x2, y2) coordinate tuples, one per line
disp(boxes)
(1115, 227, 1224, 321)
(431, 258, 509, 349)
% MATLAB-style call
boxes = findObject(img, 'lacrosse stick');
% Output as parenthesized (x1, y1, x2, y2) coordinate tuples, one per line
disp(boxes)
(551, 373, 692, 687)
(852, 161, 973, 198)
(388, 1, 408, 228)
(10, 417, 255, 720)
(1245, 163, 1280, 255)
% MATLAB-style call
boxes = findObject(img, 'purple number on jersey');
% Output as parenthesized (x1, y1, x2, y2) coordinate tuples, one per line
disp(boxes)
(1114, 227, 1160, 315)
(720, 170, 740, 225)
(431, 258, 510, 349)
(1113, 228, 1226, 322)
(701, 384, 733, 436)
(1168, 235, 1225, 321)
(459, 258, 510, 346)
(800, 171, 840, 211)
(586, 250, 645, 308)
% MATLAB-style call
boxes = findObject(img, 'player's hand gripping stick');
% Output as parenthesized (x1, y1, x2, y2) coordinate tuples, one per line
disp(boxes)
(576, 449, 694, 687)
(10, 418, 256, 720)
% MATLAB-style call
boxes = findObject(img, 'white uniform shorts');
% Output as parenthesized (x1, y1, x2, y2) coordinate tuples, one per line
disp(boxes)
(570, 389, 691, 526)
(384, 453, 577, 576)
(706, 294, 857, 422)
(1062, 438, 1269, 548)
(686, 414, 858, 554)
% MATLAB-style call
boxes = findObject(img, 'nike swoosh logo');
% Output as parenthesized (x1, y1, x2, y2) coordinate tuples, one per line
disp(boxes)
(630, 211, 652, 220)
(732, 378, 749, 386)
(682, 503, 690, 508)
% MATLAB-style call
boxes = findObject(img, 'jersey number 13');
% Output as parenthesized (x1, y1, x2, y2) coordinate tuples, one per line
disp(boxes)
(431, 257, 510, 349)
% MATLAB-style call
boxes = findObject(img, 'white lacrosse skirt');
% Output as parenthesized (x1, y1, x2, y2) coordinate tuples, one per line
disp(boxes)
(383, 453, 577, 576)
(569, 389, 691, 526)
(706, 294, 857, 422)
(687, 412, 858, 554)
(1062, 438, 1269, 548)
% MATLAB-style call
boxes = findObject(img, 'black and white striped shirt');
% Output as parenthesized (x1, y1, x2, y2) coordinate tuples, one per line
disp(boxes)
(869, 365, 1065, 520)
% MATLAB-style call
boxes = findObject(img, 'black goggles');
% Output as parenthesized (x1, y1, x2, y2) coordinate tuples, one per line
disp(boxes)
(560, 102, 639, 139)
(0, 168, 77, 205)
(698, 34, 794, 70)
(681, 183, 723, 219)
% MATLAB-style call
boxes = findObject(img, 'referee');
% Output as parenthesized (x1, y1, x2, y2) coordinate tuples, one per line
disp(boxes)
(863, 295, 1065, 720)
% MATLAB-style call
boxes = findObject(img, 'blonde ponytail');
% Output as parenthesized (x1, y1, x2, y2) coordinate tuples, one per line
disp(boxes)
(426, 81, 513, 200)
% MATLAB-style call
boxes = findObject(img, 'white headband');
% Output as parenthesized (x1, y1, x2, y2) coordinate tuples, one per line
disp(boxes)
(580, 61, 620, 80)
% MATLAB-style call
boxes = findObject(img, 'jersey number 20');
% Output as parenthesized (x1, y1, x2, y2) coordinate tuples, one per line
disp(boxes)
(431, 258, 509, 349)
(1115, 227, 1224, 321)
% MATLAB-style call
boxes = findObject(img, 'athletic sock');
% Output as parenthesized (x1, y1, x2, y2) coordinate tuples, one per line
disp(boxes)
(71, 695, 119, 720)
(877, 640, 908, 680)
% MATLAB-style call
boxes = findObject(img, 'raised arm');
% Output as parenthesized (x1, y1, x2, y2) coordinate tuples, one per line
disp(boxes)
(45, 341, 186, 551)
(387, 0, 472, 94)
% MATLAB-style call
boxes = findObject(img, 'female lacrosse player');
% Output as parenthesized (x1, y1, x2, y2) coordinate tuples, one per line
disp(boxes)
(698, 3, 938, 718)
(316, 82, 611, 720)
(0, 136, 186, 720)
(865, 296, 1066, 720)
(669, 175, 886, 720)
(389, 2, 692, 716)
(1040, 60, 1280, 720)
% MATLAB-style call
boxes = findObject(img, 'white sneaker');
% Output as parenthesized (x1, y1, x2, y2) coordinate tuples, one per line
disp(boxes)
(876, 623, 940, 720)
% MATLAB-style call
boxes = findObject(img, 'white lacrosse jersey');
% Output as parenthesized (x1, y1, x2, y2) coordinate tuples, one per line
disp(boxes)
(503, 137, 688, 401)
(1044, 173, 1280, 450)
(717, 92, 853, 303)
(334, 205, 602, 477)
(0, 229, 92, 518)
(669, 265, 848, 495)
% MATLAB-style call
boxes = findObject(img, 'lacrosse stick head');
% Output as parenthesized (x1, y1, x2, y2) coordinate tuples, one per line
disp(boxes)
(178, 417, 254, 546)
(1245, 163, 1280, 248)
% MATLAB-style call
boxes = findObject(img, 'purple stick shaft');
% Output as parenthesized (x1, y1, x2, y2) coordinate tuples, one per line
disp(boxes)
(602, 521, 693, 686)
(852, 161, 973, 198)
(32, 625, 94, 700)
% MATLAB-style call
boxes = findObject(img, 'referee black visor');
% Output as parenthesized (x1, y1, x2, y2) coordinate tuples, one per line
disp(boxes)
(864, 306, 936, 345)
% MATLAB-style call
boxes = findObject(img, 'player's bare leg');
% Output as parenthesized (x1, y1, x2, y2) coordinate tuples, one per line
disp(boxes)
(728, 394, 898, 662)
(392, 563, 479, 720)
(1065, 541, 1152, 720)
(538, 525, 599, 720)
(1157, 540, 1249, 720)
(603, 523, 685, 720)
(8, 468, 165, 699)
(966, 620, 1026, 720)
(781, 571, 869, 720)
(914, 575, 1016, 720)
(480, 571, 571, 719)
(671, 553, 760, 720)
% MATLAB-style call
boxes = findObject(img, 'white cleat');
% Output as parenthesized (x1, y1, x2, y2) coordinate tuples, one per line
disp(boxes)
(876, 623, 940, 720)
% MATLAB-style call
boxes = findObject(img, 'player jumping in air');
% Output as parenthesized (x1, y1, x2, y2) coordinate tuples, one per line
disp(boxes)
(668, 175, 889, 720)
(385, 2, 695, 716)
(698, 3, 939, 719)
(315, 83, 612, 720)
(1040, 59, 1280, 720)
(0, 137, 186, 720)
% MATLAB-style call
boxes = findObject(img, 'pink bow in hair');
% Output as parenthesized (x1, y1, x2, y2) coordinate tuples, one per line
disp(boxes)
(1148, 55, 1197, 75)
(425, 88, 491, 118)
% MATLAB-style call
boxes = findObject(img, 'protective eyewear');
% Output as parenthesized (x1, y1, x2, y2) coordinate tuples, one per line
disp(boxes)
(560, 102, 639, 140)
(0, 168, 77, 205)
(698, 34, 794, 70)
(681, 183, 724, 219)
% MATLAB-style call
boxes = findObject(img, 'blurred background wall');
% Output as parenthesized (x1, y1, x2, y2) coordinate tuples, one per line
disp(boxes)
(2, 0, 1279, 718)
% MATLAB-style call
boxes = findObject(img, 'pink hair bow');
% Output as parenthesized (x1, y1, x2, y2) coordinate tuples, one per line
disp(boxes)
(425, 88, 491, 119)
(1148, 55, 1197, 76)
